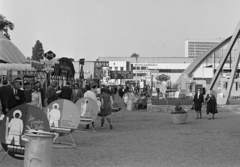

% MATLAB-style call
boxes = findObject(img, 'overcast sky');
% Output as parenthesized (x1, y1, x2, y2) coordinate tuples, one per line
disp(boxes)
(1, 0, 240, 61)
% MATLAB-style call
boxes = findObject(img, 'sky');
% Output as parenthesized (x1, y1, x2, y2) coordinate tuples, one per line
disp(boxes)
(1, 0, 240, 61)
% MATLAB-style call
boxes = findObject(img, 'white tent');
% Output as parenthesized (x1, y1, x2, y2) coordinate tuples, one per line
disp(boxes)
(0, 32, 28, 63)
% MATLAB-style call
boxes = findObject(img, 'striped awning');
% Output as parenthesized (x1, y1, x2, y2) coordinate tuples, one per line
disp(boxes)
(0, 33, 28, 63)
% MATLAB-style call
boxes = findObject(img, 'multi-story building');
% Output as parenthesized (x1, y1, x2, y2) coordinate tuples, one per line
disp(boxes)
(185, 39, 221, 58)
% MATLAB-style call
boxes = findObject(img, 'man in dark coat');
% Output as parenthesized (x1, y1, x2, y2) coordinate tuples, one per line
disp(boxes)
(60, 82, 72, 100)
(2, 81, 26, 114)
(0, 80, 12, 115)
(193, 88, 204, 119)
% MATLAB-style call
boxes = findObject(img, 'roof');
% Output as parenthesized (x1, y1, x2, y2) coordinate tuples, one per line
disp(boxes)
(0, 32, 28, 63)
(98, 57, 195, 63)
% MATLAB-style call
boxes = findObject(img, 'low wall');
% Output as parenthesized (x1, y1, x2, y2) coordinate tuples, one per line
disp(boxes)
(147, 103, 240, 113)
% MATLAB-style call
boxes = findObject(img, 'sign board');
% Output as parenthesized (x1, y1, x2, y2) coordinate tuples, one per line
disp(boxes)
(95, 61, 109, 67)
(133, 70, 150, 74)
(94, 62, 103, 79)
(0, 105, 50, 160)
(31, 61, 45, 70)
(132, 63, 157, 67)
(43, 100, 80, 130)
(109, 71, 133, 79)
(75, 97, 98, 125)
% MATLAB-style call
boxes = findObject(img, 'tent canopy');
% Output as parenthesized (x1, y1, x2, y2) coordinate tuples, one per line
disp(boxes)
(0, 32, 28, 63)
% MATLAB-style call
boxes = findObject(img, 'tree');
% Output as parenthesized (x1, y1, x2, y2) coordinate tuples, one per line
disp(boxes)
(131, 53, 139, 63)
(32, 40, 44, 61)
(0, 14, 14, 40)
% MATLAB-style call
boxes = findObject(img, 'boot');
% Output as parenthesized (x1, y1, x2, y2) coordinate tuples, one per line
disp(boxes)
(100, 119, 105, 128)
(107, 118, 113, 130)
(199, 111, 202, 119)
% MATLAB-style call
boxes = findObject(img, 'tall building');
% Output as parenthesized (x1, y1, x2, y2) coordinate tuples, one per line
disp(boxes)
(185, 39, 221, 58)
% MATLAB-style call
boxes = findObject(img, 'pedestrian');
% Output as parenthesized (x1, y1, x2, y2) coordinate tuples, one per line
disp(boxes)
(35, 81, 45, 107)
(23, 82, 33, 103)
(46, 81, 58, 104)
(193, 88, 204, 119)
(11, 81, 26, 107)
(27, 85, 43, 110)
(205, 90, 217, 120)
(99, 88, 113, 130)
(71, 83, 83, 103)
(60, 81, 72, 100)
(84, 85, 97, 129)
(0, 80, 12, 115)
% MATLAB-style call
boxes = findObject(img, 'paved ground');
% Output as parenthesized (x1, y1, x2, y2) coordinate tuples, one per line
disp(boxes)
(1, 108, 240, 167)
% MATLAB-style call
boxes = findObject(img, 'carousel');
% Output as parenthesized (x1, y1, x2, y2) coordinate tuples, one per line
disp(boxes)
(0, 33, 76, 89)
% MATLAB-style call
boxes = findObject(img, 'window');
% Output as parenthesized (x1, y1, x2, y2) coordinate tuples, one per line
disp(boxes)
(115, 67, 118, 71)
(120, 67, 124, 71)
(137, 67, 140, 70)
(141, 67, 147, 70)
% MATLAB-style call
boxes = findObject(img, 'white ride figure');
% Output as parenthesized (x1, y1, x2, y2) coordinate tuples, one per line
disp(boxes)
(81, 99, 91, 118)
(47, 103, 61, 127)
(7, 110, 23, 145)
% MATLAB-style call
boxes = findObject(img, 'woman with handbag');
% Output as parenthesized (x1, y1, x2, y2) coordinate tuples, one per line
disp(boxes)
(205, 90, 217, 120)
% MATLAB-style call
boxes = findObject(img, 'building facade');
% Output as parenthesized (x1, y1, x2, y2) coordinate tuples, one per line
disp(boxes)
(185, 39, 221, 58)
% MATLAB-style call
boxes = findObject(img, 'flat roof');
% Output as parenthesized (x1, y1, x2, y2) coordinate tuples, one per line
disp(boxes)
(98, 57, 195, 63)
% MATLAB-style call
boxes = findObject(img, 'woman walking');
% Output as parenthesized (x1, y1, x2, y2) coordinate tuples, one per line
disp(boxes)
(99, 88, 113, 130)
(205, 90, 217, 120)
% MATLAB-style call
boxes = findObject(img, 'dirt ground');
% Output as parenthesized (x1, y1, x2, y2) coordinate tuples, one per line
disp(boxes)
(1, 108, 240, 167)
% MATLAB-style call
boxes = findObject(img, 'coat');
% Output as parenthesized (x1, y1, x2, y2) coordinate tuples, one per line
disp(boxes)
(193, 92, 204, 111)
(60, 86, 72, 100)
(8, 88, 26, 109)
(71, 88, 83, 103)
(205, 94, 217, 114)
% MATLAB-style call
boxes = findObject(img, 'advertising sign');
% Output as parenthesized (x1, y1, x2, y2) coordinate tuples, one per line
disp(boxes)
(43, 100, 80, 130)
(109, 71, 133, 79)
(75, 97, 98, 125)
(0, 105, 50, 160)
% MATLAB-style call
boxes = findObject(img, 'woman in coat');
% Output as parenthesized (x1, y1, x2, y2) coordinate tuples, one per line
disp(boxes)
(99, 88, 113, 130)
(205, 90, 217, 120)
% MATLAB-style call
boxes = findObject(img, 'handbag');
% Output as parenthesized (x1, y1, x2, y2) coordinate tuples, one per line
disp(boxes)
(191, 104, 195, 110)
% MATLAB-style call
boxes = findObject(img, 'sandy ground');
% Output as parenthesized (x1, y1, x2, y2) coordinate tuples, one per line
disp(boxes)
(1, 108, 240, 167)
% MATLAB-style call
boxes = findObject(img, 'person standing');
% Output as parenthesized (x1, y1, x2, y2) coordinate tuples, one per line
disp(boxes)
(84, 85, 97, 129)
(11, 81, 26, 107)
(71, 83, 83, 103)
(46, 81, 58, 104)
(193, 88, 204, 119)
(60, 82, 72, 100)
(0, 80, 12, 115)
(27, 85, 43, 110)
(99, 88, 113, 130)
(23, 82, 33, 103)
(205, 90, 217, 120)
(35, 81, 45, 107)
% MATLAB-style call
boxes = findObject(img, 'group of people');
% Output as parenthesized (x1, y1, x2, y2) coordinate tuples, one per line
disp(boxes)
(0, 79, 149, 130)
(0, 80, 44, 115)
(193, 88, 218, 120)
